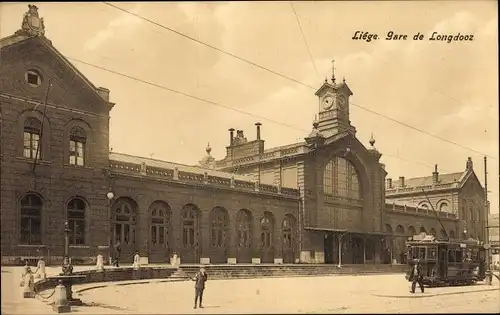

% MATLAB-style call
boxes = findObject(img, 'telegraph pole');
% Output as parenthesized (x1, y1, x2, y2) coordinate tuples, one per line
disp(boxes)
(484, 156, 491, 272)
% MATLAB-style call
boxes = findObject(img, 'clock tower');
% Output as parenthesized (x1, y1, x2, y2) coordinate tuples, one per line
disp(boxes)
(314, 61, 356, 137)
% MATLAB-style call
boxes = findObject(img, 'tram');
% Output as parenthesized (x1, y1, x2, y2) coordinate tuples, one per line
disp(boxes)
(404, 232, 487, 287)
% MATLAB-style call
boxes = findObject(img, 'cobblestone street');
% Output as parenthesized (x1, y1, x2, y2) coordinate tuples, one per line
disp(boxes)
(2, 267, 499, 314)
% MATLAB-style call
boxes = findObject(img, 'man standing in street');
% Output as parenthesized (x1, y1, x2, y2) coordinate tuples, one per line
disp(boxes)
(410, 259, 425, 293)
(192, 267, 208, 309)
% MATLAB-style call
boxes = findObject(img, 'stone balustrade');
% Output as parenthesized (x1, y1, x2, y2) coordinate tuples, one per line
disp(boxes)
(109, 159, 300, 198)
(386, 203, 457, 219)
(386, 182, 457, 195)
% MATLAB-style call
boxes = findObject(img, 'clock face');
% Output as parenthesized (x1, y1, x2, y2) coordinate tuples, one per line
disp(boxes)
(322, 96, 334, 110)
(337, 95, 347, 109)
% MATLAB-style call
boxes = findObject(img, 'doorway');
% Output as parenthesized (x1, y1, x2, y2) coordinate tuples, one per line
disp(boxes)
(324, 233, 334, 264)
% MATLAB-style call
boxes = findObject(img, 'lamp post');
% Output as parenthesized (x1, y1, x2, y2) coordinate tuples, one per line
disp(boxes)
(63, 220, 71, 272)
(106, 191, 115, 265)
(463, 227, 468, 240)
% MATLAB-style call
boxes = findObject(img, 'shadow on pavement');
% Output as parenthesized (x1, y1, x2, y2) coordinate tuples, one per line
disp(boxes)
(80, 301, 132, 311)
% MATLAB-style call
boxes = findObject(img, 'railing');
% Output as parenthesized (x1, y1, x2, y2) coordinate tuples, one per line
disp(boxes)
(110, 161, 300, 198)
(386, 182, 458, 194)
(386, 203, 458, 219)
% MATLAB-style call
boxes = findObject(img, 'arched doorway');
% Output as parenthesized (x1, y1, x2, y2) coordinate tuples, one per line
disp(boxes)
(209, 207, 229, 264)
(236, 209, 252, 263)
(112, 198, 138, 261)
(148, 201, 171, 263)
(282, 214, 297, 264)
(260, 212, 275, 263)
(383, 224, 393, 264)
(180, 204, 200, 264)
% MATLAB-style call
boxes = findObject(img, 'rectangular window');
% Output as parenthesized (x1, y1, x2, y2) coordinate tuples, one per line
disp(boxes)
(69, 140, 85, 166)
(159, 227, 165, 244)
(23, 131, 40, 159)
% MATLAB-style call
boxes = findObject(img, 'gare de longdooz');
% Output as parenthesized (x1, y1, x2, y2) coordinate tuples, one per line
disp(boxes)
(0, 5, 488, 265)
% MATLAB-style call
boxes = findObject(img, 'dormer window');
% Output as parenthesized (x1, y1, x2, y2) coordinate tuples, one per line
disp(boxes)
(25, 70, 42, 87)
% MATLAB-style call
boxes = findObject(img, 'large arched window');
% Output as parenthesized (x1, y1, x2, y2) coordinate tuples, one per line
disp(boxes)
(236, 210, 252, 248)
(67, 198, 86, 245)
(20, 194, 43, 244)
(419, 226, 427, 234)
(23, 118, 42, 160)
(210, 207, 228, 248)
(283, 215, 296, 248)
(323, 157, 361, 199)
(260, 212, 274, 248)
(69, 126, 86, 166)
(181, 204, 199, 247)
(113, 198, 137, 245)
(150, 201, 171, 247)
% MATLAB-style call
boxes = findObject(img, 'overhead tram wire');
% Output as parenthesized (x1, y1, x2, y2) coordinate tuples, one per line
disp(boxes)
(103, 2, 496, 160)
(68, 56, 453, 173)
(290, 2, 319, 80)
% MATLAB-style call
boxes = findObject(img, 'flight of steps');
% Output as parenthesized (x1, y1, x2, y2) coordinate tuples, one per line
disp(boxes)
(173, 264, 407, 280)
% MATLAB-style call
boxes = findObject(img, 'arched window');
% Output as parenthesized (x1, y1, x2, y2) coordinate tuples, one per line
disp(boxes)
(439, 202, 449, 212)
(113, 199, 137, 245)
(69, 126, 86, 166)
(23, 118, 42, 160)
(67, 198, 86, 245)
(418, 203, 430, 210)
(20, 194, 43, 244)
(430, 228, 437, 236)
(283, 215, 296, 248)
(210, 207, 228, 248)
(323, 157, 361, 200)
(395, 225, 405, 235)
(408, 226, 416, 236)
(385, 224, 393, 234)
(260, 213, 274, 248)
(150, 201, 171, 247)
(181, 204, 198, 247)
(419, 226, 427, 234)
(236, 210, 252, 248)
(468, 202, 474, 222)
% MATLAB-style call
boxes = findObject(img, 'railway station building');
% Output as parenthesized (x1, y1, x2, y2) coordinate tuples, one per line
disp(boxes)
(0, 5, 488, 266)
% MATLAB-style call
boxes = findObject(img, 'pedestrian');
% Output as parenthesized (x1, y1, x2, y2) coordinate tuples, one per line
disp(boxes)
(113, 241, 121, 267)
(409, 259, 425, 293)
(192, 267, 208, 309)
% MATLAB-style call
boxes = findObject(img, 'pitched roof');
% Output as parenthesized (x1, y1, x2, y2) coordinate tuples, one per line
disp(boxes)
(109, 152, 254, 181)
(1, 34, 113, 107)
(391, 171, 465, 187)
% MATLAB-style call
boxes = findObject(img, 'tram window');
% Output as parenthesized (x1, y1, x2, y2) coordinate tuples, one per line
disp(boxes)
(448, 250, 455, 262)
(418, 247, 426, 259)
(456, 250, 463, 262)
(428, 247, 437, 259)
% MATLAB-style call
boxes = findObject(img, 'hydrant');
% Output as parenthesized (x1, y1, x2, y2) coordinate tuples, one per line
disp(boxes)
(52, 280, 71, 313)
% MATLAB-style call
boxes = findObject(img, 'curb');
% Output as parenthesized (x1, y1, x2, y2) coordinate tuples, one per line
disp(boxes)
(74, 278, 188, 293)
(372, 287, 499, 299)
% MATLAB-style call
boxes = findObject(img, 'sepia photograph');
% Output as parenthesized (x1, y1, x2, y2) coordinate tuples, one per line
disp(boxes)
(0, 1, 498, 314)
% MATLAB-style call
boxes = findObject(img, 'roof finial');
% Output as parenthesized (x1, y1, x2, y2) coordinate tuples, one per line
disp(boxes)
(343, 76, 346, 83)
(312, 114, 319, 129)
(206, 142, 212, 155)
(324, 76, 328, 84)
(369, 133, 375, 147)
(331, 59, 336, 84)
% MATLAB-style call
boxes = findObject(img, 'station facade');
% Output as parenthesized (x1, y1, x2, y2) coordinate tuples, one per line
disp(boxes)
(0, 5, 488, 266)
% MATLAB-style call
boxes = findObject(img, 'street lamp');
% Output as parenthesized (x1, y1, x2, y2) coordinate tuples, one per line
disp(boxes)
(463, 227, 468, 240)
(106, 192, 115, 265)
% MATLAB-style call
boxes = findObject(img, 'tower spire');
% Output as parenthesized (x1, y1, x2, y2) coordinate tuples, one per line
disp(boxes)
(331, 59, 336, 84)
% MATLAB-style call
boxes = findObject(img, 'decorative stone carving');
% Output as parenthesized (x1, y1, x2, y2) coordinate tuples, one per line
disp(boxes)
(132, 253, 140, 270)
(16, 5, 45, 37)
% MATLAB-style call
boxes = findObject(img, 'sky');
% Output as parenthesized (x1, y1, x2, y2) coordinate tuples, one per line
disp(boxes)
(1, 1, 498, 214)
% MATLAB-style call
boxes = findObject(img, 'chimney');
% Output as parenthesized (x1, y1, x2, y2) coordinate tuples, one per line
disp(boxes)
(255, 122, 262, 140)
(229, 128, 235, 146)
(96, 87, 110, 101)
(432, 164, 439, 183)
(387, 178, 392, 189)
(399, 176, 405, 187)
